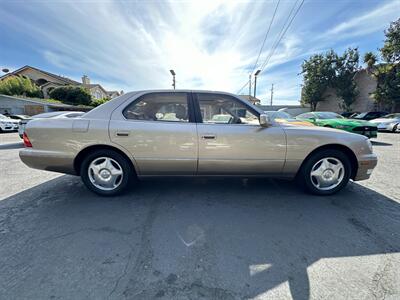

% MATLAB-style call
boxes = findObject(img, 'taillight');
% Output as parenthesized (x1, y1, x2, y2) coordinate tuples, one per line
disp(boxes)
(23, 132, 32, 147)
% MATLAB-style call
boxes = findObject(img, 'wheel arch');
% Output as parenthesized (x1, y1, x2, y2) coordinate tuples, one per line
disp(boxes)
(296, 144, 358, 180)
(74, 144, 138, 176)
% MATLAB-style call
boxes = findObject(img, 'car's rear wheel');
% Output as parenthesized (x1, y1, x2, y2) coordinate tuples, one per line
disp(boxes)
(298, 149, 351, 195)
(80, 149, 134, 196)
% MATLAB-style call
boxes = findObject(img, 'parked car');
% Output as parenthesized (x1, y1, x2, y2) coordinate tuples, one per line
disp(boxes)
(264, 111, 314, 126)
(0, 113, 19, 132)
(20, 90, 377, 196)
(352, 111, 388, 121)
(296, 111, 378, 138)
(368, 113, 400, 132)
(18, 111, 85, 138)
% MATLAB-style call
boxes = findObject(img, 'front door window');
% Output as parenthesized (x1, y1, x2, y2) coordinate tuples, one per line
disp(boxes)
(196, 93, 259, 125)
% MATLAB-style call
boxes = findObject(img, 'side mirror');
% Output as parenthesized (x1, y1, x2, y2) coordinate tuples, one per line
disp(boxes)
(259, 114, 271, 127)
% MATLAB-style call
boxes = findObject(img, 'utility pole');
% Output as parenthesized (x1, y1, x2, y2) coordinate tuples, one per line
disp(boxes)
(170, 70, 176, 90)
(248, 74, 252, 97)
(270, 83, 274, 106)
(253, 70, 261, 98)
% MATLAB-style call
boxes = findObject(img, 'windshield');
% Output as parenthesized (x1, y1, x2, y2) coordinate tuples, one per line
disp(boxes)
(353, 113, 366, 118)
(264, 111, 292, 120)
(315, 112, 344, 119)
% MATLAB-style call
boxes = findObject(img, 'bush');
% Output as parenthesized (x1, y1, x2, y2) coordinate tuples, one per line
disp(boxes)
(49, 85, 92, 106)
(91, 97, 110, 107)
(0, 75, 42, 97)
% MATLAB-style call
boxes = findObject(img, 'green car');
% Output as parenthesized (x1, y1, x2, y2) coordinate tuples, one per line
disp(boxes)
(296, 111, 378, 138)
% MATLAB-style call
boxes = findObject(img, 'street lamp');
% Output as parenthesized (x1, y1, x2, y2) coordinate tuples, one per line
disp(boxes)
(253, 69, 261, 98)
(170, 70, 176, 90)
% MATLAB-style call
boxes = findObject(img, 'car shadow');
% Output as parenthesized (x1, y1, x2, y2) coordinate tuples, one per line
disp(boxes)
(371, 141, 393, 146)
(0, 176, 399, 299)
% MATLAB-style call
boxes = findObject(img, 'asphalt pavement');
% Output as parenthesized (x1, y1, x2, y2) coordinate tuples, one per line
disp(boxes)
(0, 132, 399, 299)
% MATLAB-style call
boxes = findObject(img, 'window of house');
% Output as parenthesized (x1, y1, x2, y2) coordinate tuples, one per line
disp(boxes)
(196, 93, 259, 125)
(123, 93, 189, 122)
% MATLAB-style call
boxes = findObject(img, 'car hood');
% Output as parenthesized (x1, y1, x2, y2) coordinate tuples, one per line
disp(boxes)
(369, 118, 399, 123)
(319, 118, 375, 126)
(0, 118, 19, 124)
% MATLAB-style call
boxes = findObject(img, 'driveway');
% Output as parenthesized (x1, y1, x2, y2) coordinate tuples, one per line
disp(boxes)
(0, 132, 399, 299)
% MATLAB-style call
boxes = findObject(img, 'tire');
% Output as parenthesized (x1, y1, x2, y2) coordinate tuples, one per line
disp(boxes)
(297, 149, 352, 195)
(80, 149, 135, 196)
(392, 124, 398, 133)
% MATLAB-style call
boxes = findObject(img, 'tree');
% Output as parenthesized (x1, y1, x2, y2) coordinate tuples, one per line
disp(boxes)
(381, 18, 400, 64)
(363, 52, 377, 69)
(373, 64, 400, 111)
(0, 75, 42, 98)
(300, 51, 335, 111)
(332, 48, 360, 112)
(370, 18, 400, 112)
(49, 85, 92, 106)
(91, 97, 110, 107)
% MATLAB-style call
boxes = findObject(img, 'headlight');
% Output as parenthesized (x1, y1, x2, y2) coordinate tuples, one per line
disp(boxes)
(366, 139, 373, 152)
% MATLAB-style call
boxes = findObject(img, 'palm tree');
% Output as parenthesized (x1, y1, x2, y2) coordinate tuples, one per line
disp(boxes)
(363, 52, 377, 70)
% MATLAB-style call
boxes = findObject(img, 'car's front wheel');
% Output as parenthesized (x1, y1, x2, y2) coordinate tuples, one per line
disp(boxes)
(298, 149, 351, 195)
(80, 149, 134, 196)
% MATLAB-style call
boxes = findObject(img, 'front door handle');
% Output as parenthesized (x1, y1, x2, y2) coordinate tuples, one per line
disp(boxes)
(202, 134, 216, 139)
(116, 131, 130, 137)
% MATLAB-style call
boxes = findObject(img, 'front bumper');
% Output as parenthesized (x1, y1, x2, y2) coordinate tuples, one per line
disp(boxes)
(354, 153, 378, 181)
(376, 123, 396, 131)
(19, 148, 76, 175)
(0, 124, 17, 131)
(351, 126, 378, 138)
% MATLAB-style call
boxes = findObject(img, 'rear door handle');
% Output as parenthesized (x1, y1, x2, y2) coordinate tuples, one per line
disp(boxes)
(116, 131, 130, 137)
(202, 134, 216, 139)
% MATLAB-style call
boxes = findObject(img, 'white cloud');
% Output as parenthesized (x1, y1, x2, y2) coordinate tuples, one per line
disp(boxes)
(325, 0, 400, 39)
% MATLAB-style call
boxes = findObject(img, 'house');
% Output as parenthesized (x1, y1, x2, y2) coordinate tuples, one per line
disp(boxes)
(0, 94, 92, 116)
(316, 68, 385, 112)
(0, 65, 120, 100)
(107, 90, 123, 99)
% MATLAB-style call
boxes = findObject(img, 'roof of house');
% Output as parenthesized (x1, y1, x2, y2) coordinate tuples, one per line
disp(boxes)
(82, 83, 109, 94)
(0, 65, 80, 85)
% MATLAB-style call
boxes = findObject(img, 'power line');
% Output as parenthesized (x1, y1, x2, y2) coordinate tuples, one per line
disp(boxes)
(259, 0, 305, 72)
(250, 0, 281, 75)
(236, 0, 305, 94)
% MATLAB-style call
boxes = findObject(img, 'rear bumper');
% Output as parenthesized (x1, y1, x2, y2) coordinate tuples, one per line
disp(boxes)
(354, 153, 378, 181)
(19, 148, 76, 175)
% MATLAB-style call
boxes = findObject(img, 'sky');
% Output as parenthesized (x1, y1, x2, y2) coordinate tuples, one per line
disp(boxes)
(0, 0, 399, 105)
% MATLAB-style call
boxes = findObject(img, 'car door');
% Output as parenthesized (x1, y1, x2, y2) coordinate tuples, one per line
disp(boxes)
(109, 92, 198, 175)
(193, 92, 286, 175)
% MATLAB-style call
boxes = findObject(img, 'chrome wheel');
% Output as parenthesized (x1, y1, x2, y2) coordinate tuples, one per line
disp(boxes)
(88, 157, 124, 191)
(310, 157, 345, 191)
